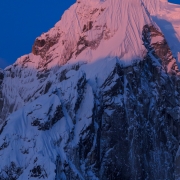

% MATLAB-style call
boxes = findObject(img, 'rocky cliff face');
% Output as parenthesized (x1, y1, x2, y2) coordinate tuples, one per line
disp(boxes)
(0, 0, 180, 179)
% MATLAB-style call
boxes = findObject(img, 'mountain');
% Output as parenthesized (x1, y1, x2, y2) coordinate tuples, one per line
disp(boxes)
(0, 0, 180, 179)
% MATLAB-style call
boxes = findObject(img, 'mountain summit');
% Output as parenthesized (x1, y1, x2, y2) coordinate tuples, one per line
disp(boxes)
(26, 0, 153, 69)
(0, 0, 180, 179)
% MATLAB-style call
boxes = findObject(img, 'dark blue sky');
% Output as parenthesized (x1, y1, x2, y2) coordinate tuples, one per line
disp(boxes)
(0, 1, 75, 68)
(0, 0, 179, 69)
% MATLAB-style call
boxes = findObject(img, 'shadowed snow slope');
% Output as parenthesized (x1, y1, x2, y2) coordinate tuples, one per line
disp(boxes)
(1, 0, 180, 179)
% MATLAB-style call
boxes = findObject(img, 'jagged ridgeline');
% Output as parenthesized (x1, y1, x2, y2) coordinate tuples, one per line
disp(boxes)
(0, 0, 180, 179)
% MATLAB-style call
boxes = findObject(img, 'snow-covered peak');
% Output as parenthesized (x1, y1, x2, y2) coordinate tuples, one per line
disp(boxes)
(0, 0, 157, 123)
(16, 0, 154, 71)
(1, 0, 180, 179)
(5, 0, 180, 71)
